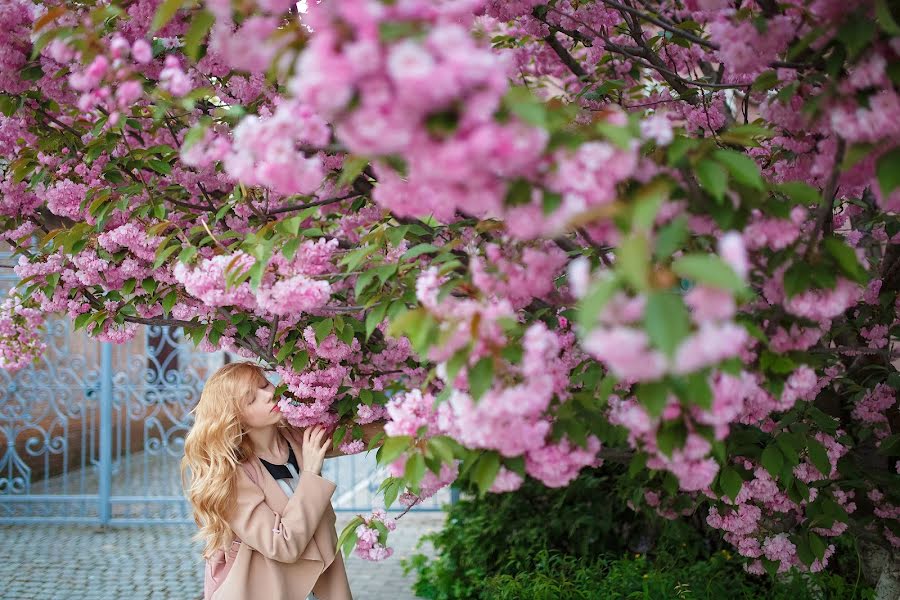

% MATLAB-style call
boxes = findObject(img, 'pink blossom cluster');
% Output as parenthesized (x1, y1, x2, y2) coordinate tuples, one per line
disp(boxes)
(353, 509, 397, 561)
(274, 364, 349, 428)
(97, 223, 163, 263)
(416, 266, 516, 363)
(0, 295, 47, 372)
(743, 210, 803, 251)
(383, 389, 443, 438)
(851, 384, 896, 440)
(706, 458, 841, 575)
(581, 291, 749, 382)
(173, 252, 258, 310)
(867, 489, 900, 548)
(0, 0, 32, 95)
(290, 0, 575, 230)
(255, 275, 331, 317)
(173, 240, 338, 319)
(338, 439, 365, 455)
(708, 14, 795, 76)
(204, 0, 292, 74)
(224, 100, 330, 196)
(469, 243, 568, 310)
(389, 456, 460, 507)
(159, 55, 192, 97)
(65, 37, 153, 124)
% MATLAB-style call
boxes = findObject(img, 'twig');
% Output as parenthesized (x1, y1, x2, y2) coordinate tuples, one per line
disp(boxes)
(267, 193, 362, 216)
(200, 218, 229, 252)
(542, 31, 590, 79)
(805, 139, 845, 259)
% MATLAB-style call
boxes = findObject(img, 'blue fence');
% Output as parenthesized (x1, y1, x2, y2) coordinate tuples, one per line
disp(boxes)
(0, 257, 443, 525)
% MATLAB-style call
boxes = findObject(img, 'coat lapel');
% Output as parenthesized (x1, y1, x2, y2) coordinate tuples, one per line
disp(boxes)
(249, 428, 336, 566)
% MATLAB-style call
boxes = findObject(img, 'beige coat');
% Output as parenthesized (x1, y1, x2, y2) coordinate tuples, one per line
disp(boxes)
(206, 428, 353, 600)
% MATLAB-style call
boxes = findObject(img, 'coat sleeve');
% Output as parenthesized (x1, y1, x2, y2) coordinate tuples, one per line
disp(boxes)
(226, 465, 337, 563)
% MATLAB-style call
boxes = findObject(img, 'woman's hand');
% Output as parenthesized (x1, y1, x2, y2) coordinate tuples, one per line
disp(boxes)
(300, 425, 331, 475)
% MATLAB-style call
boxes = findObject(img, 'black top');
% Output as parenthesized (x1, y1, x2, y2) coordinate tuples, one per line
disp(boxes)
(258, 445, 299, 481)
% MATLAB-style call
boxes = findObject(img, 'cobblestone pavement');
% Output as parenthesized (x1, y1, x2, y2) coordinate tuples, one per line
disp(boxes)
(0, 512, 444, 600)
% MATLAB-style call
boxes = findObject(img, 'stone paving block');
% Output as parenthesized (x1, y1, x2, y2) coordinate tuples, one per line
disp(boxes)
(0, 511, 444, 600)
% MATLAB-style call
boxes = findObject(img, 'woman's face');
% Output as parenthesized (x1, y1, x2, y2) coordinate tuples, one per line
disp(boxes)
(240, 377, 282, 430)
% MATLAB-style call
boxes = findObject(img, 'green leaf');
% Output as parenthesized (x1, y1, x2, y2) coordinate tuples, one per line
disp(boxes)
(355, 269, 380, 298)
(631, 179, 670, 231)
(402, 243, 441, 261)
(471, 452, 500, 495)
(674, 372, 712, 410)
(696, 159, 727, 202)
(713, 149, 764, 190)
(644, 292, 690, 358)
(595, 122, 633, 149)
(795, 534, 814, 566)
(876, 0, 900, 34)
(338, 155, 368, 188)
(365, 302, 389, 340)
(720, 467, 743, 502)
(275, 337, 297, 363)
(655, 216, 688, 259)
(806, 438, 832, 477)
(153, 243, 180, 269)
(783, 263, 813, 298)
(337, 517, 364, 557)
(503, 87, 547, 128)
(751, 70, 779, 93)
(428, 437, 457, 464)
(468, 357, 494, 401)
(184, 9, 214, 61)
(577, 274, 619, 331)
(141, 278, 158, 295)
(177, 245, 197, 265)
(837, 14, 876, 59)
(823, 236, 868, 284)
(877, 433, 900, 456)
(809, 532, 827, 561)
(151, 0, 185, 34)
(776, 182, 820, 205)
(671, 254, 745, 293)
(761, 444, 784, 478)
(504, 178, 532, 207)
(875, 146, 900, 199)
(162, 291, 178, 316)
(657, 422, 687, 458)
(775, 432, 803, 466)
(635, 382, 668, 418)
(74, 312, 93, 331)
(377, 436, 411, 466)
(314, 318, 334, 343)
(404, 452, 427, 488)
(617, 234, 650, 292)
(0, 94, 18, 117)
(291, 350, 310, 372)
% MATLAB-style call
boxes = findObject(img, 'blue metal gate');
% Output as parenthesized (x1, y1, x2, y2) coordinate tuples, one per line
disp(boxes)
(0, 256, 443, 525)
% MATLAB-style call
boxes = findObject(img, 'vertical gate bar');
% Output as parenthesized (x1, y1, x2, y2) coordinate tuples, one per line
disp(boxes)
(99, 342, 113, 525)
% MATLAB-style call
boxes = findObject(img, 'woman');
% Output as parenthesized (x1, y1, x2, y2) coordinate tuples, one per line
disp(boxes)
(182, 362, 378, 600)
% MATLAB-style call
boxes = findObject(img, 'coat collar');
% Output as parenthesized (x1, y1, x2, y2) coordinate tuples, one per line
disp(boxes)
(246, 427, 337, 567)
(248, 428, 303, 514)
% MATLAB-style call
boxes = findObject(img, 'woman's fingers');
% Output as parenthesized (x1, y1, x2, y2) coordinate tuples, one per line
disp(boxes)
(319, 435, 332, 452)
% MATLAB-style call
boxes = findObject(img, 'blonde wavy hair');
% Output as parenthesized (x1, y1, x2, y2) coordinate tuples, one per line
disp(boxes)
(181, 362, 277, 558)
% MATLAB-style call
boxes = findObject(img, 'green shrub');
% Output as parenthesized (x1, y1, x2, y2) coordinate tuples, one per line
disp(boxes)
(402, 470, 874, 600)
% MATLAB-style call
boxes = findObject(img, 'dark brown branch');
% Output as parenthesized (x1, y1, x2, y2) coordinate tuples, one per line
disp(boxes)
(542, 31, 590, 79)
(805, 138, 846, 260)
(267, 193, 362, 216)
